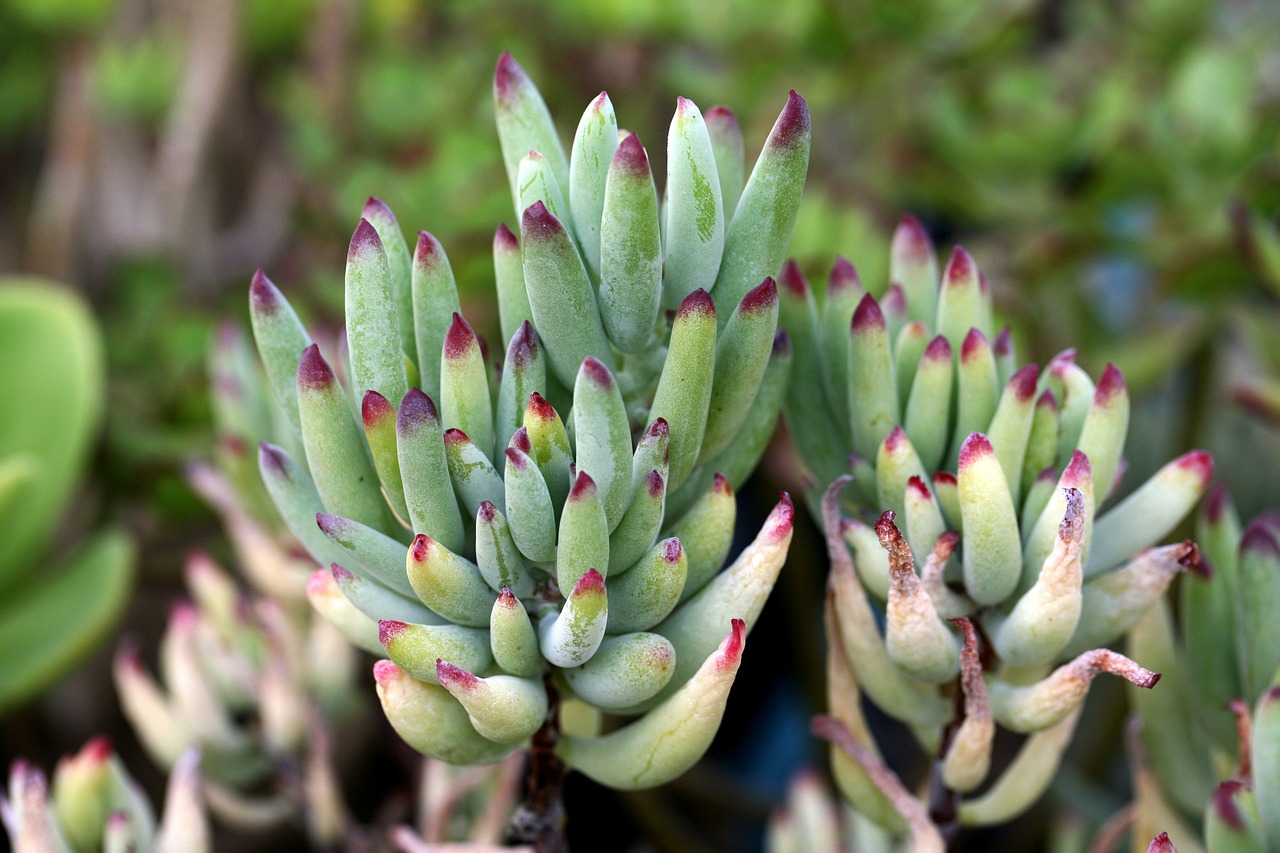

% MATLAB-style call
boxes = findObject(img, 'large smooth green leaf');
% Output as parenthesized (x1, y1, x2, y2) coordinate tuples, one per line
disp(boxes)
(0, 530, 135, 712)
(0, 281, 105, 593)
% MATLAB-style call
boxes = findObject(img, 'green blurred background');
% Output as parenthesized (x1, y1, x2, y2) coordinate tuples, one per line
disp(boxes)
(1, 0, 1279, 847)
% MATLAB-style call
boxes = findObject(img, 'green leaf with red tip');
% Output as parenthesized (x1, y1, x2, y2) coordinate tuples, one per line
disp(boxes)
(539, 569, 608, 667)
(406, 534, 495, 628)
(571, 357, 632, 532)
(396, 389, 465, 553)
(1086, 450, 1214, 576)
(874, 427, 929, 521)
(609, 470, 666, 576)
(935, 246, 990, 347)
(1238, 522, 1280, 703)
(475, 502, 534, 598)
(699, 277, 778, 464)
(440, 313, 494, 461)
(362, 391, 409, 523)
(985, 363, 1040, 506)
(1046, 352, 1095, 466)
(345, 218, 408, 408)
(958, 433, 1022, 606)
(1019, 451, 1094, 594)
(606, 537, 688, 634)
(666, 473, 738, 602)
(410, 231, 462, 401)
(523, 392, 573, 513)
(258, 441, 350, 569)
(705, 106, 744, 221)
(362, 198, 415, 363)
(556, 471, 610, 591)
(318, 512, 415, 598)
(711, 90, 810, 323)
(519, 201, 613, 388)
(493, 223, 532, 349)
(563, 632, 676, 711)
(248, 269, 311, 432)
(648, 290, 717, 492)
(1073, 363, 1129, 505)
(951, 328, 998, 470)
(630, 418, 670, 504)
(664, 98, 724, 308)
(435, 662, 548, 744)
(296, 344, 389, 529)
(503, 445, 556, 564)
(330, 563, 443, 626)
(443, 429, 505, 519)
(496, 322, 546, 461)
(893, 319, 929, 411)
(374, 660, 514, 765)
(902, 335, 953, 473)
(494, 52, 569, 224)
(569, 92, 619, 279)
(490, 589, 541, 678)
(378, 620, 492, 685)
(848, 293, 899, 464)
(891, 215, 939, 325)
(1253, 682, 1280, 847)
(599, 133, 662, 353)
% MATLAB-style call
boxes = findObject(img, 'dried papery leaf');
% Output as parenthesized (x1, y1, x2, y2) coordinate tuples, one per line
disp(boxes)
(941, 618, 994, 792)
(811, 715, 944, 853)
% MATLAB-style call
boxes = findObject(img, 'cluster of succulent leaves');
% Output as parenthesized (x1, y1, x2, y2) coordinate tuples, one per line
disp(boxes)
(1, 738, 209, 853)
(0, 280, 135, 713)
(1123, 487, 1280, 851)
(246, 52, 807, 790)
(777, 221, 1214, 837)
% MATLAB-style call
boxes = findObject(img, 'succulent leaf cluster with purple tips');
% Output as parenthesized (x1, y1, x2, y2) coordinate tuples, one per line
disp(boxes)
(245, 53, 808, 795)
(781, 219, 1216, 832)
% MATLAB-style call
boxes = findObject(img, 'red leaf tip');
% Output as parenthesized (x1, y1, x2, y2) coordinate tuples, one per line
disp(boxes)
(378, 620, 407, 646)
(778, 259, 809, 296)
(580, 356, 614, 389)
(944, 245, 976, 286)
(1176, 450, 1214, 485)
(526, 391, 557, 422)
(477, 501, 498, 524)
(712, 472, 733, 495)
(569, 470, 598, 500)
(718, 618, 747, 670)
(493, 51, 526, 101)
(645, 469, 665, 497)
(249, 269, 279, 313)
(373, 659, 401, 685)
(851, 293, 885, 332)
(330, 563, 354, 582)
(613, 132, 650, 176)
(893, 214, 932, 261)
(297, 343, 335, 391)
(494, 222, 519, 251)
(739, 277, 778, 314)
(1009, 363, 1039, 402)
(572, 568, 606, 596)
(960, 328, 989, 362)
(993, 326, 1013, 357)
(444, 313, 477, 360)
(436, 659, 481, 691)
(924, 334, 952, 362)
(81, 736, 113, 764)
(829, 257, 860, 292)
(1203, 484, 1230, 524)
(362, 390, 393, 428)
(770, 90, 809, 148)
(397, 387, 439, 431)
(958, 433, 994, 468)
(1241, 520, 1280, 562)
(1094, 363, 1127, 404)
(362, 196, 396, 224)
(662, 537, 683, 563)
(906, 475, 931, 500)
(767, 492, 794, 540)
(410, 534, 432, 563)
(349, 218, 384, 260)
(677, 288, 716, 320)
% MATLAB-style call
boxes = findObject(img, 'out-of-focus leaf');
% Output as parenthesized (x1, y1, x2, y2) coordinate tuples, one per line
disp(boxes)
(0, 530, 136, 712)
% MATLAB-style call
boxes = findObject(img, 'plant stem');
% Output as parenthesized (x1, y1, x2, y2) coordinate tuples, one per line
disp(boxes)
(507, 676, 567, 852)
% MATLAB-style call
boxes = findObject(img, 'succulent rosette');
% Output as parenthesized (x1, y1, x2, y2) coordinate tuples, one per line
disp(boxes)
(780, 218, 1214, 832)
(246, 53, 805, 795)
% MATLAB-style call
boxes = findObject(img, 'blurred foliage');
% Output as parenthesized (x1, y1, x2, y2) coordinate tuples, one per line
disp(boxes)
(0, 0, 1278, 846)
(0, 280, 134, 712)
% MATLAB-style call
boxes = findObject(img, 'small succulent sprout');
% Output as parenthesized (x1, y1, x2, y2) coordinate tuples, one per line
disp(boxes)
(396, 388, 465, 552)
(518, 150, 570, 229)
(1147, 833, 1179, 853)
(441, 313, 494, 459)
(555, 472, 609, 592)
(410, 230, 462, 400)
(958, 433, 1022, 606)
(490, 588, 541, 678)
(570, 91, 619, 278)
(599, 133, 662, 353)
(494, 52, 569, 221)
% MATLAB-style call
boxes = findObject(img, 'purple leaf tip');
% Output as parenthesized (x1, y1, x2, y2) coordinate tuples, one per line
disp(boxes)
(770, 90, 809, 149)
(850, 293, 885, 332)
(494, 222, 519, 252)
(297, 344, 335, 390)
(349, 218, 384, 260)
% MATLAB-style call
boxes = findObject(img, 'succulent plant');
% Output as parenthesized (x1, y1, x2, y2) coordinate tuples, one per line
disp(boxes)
(246, 53, 804, 841)
(0, 279, 134, 713)
(1122, 486, 1280, 851)
(778, 220, 1214, 837)
(1, 739, 209, 853)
